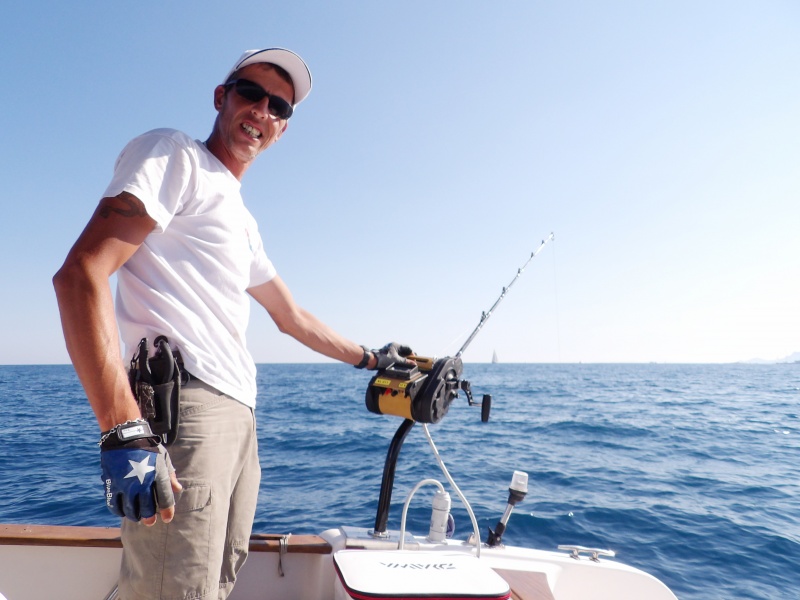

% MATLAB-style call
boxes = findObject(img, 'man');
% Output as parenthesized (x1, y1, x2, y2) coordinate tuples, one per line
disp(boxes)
(53, 48, 412, 600)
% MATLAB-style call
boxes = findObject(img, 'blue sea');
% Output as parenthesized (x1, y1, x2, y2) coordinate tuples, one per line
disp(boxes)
(1, 363, 799, 599)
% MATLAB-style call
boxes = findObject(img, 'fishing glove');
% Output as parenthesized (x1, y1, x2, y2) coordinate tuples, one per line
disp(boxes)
(99, 420, 175, 521)
(371, 342, 415, 370)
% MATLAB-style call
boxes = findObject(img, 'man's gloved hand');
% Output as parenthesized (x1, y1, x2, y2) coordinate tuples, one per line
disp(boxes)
(99, 420, 177, 523)
(370, 342, 415, 370)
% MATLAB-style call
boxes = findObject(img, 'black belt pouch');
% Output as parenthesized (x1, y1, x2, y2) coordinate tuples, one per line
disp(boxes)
(129, 336, 181, 446)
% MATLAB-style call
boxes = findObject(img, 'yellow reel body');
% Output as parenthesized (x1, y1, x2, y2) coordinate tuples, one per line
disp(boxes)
(365, 356, 463, 424)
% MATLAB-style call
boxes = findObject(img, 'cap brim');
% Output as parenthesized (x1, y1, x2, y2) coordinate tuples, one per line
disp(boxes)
(224, 48, 312, 106)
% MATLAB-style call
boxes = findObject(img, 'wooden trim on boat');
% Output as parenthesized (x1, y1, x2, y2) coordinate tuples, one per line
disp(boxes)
(0, 524, 332, 554)
(249, 533, 332, 554)
(0, 524, 121, 548)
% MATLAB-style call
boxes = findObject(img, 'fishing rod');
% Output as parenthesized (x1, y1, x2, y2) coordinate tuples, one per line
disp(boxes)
(456, 233, 555, 358)
(365, 233, 555, 538)
(365, 232, 555, 425)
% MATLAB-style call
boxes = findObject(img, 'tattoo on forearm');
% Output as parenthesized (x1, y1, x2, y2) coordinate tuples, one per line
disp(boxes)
(99, 193, 148, 219)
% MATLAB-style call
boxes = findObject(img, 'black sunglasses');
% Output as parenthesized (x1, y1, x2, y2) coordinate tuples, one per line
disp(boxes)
(225, 78, 294, 120)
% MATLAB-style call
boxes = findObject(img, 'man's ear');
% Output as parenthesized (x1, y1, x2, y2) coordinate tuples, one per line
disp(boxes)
(213, 85, 226, 111)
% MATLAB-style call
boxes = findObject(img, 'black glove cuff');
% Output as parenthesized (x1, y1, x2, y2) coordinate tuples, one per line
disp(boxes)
(354, 345, 372, 369)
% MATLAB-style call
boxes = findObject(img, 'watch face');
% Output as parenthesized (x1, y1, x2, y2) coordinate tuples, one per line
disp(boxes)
(119, 423, 148, 440)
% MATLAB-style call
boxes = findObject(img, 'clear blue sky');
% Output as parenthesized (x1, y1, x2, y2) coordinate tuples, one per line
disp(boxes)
(2, 1, 798, 364)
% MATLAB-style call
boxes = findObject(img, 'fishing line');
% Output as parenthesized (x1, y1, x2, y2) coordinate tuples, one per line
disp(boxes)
(442, 325, 474, 357)
(550, 236, 562, 362)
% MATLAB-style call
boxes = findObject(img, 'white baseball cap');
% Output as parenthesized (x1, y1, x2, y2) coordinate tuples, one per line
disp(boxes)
(224, 48, 312, 106)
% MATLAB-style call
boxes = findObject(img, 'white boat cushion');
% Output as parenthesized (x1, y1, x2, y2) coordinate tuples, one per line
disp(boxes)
(333, 550, 510, 600)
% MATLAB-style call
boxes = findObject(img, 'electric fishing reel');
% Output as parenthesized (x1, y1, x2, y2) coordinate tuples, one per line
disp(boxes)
(363, 236, 555, 425)
(365, 356, 491, 424)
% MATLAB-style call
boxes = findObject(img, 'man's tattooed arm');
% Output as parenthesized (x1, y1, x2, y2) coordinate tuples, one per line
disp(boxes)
(99, 192, 148, 219)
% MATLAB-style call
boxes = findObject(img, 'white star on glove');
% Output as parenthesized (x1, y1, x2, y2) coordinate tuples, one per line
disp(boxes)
(125, 455, 155, 484)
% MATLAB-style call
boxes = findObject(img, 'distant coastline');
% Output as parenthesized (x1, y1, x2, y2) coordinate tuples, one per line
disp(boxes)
(741, 351, 800, 365)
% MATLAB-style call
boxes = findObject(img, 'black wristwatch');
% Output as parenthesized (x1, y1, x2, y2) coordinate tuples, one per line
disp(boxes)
(99, 419, 155, 448)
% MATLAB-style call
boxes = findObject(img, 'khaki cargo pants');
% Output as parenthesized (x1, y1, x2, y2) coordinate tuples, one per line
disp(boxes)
(119, 378, 260, 600)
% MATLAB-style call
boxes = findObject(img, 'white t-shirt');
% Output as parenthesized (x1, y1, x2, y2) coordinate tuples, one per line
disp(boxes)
(103, 128, 276, 407)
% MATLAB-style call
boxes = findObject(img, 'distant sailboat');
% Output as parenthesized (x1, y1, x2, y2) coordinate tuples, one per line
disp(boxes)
(492, 350, 498, 364)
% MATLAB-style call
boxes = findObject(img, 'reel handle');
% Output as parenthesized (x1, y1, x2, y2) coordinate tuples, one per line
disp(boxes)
(409, 355, 435, 371)
(461, 380, 491, 423)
